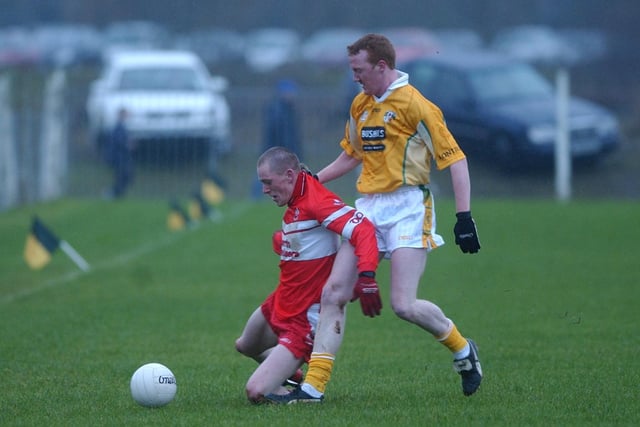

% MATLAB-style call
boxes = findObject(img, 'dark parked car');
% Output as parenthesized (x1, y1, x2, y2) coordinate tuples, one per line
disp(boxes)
(402, 50, 620, 169)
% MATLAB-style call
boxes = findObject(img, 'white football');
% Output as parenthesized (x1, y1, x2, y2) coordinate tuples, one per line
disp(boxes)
(130, 362, 177, 407)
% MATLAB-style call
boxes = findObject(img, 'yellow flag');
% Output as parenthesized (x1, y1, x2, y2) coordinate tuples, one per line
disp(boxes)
(201, 178, 224, 206)
(24, 217, 60, 270)
(167, 200, 190, 231)
(189, 192, 211, 221)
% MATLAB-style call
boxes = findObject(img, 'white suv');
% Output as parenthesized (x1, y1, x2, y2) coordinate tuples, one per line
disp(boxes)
(87, 50, 231, 154)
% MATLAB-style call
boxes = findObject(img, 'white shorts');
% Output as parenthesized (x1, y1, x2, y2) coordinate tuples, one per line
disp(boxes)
(355, 186, 444, 257)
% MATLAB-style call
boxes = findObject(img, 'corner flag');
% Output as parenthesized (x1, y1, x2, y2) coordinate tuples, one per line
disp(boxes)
(201, 174, 225, 206)
(188, 192, 211, 221)
(24, 217, 90, 271)
(24, 217, 59, 270)
(167, 200, 191, 231)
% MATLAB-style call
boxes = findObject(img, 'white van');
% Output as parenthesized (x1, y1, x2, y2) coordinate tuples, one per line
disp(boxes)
(86, 50, 231, 154)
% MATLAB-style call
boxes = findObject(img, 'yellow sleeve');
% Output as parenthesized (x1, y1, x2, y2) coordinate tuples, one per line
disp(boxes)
(420, 101, 465, 170)
(339, 117, 362, 160)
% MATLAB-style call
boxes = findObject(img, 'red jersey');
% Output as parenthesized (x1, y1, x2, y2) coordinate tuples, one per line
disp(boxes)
(273, 171, 378, 321)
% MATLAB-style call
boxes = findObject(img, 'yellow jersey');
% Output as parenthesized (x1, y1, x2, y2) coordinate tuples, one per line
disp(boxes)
(341, 71, 466, 194)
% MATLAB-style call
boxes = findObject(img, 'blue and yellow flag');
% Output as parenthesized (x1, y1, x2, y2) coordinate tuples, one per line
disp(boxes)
(24, 217, 60, 270)
(188, 192, 211, 221)
(201, 174, 225, 206)
(167, 200, 190, 231)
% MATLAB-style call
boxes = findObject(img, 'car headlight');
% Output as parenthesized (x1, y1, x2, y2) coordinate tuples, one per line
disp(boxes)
(527, 124, 556, 145)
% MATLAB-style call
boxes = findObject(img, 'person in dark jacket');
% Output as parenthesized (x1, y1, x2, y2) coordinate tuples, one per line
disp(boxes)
(107, 107, 135, 199)
(252, 79, 302, 199)
(264, 79, 302, 156)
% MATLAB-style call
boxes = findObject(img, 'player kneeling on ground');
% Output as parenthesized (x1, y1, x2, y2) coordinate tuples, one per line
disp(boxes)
(234, 146, 380, 403)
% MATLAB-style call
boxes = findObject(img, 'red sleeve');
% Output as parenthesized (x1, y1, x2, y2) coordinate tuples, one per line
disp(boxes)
(347, 216, 378, 274)
(307, 176, 379, 274)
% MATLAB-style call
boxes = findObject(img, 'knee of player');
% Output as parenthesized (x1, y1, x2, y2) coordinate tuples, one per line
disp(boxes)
(322, 280, 352, 305)
(391, 300, 414, 321)
(235, 337, 248, 355)
(245, 387, 264, 404)
(245, 378, 270, 403)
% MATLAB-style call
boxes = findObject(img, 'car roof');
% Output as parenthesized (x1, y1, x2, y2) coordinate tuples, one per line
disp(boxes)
(106, 50, 201, 67)
(402, 50, 518, 71)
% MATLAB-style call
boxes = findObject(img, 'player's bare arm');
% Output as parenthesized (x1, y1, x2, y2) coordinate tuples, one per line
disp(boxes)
(317, 151, 360, 184)
(449, 158, 471, 213)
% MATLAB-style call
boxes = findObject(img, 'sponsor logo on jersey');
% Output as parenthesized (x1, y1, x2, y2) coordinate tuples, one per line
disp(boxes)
(363, 144, 385, 152)
(280, 239, 300, 259)
(437, 146, 462, 162)
(361, 126, 385, 140)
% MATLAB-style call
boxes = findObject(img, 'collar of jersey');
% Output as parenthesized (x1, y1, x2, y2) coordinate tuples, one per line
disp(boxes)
(288, 171, 308, 206)
(374, 70, 409, 103)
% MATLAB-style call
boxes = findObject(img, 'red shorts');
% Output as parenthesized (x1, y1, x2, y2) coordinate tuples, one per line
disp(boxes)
(261, 292, 320, 362)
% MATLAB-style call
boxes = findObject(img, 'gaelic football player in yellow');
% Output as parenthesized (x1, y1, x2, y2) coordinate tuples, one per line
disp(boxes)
(267, 33, 482, 404)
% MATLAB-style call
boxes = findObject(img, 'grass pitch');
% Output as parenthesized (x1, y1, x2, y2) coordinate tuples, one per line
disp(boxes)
(1, 198, 639, 426)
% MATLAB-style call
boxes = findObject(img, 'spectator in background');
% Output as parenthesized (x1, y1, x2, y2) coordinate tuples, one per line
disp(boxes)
(106, 107, 135, 199)
(265, 79, 302, 156)
(252, 79, 302, 199)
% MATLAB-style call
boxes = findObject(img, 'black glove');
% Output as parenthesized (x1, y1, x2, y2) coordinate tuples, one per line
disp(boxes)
(454, 211, 480, 254)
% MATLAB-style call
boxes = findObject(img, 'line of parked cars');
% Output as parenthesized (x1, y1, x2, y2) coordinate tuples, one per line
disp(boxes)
(2, 21, 620, 169)
(1, 22, 612, 71)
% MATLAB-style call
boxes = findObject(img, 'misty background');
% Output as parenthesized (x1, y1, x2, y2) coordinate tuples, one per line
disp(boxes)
(1, 0, 637, 39)
(1, 0, 638, 208)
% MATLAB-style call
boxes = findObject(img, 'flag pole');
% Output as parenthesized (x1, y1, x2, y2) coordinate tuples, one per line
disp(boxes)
(59, 240, 91, 272)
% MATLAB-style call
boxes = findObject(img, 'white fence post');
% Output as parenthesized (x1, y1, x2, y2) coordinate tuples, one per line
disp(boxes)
(555, 67, 571, 202)
(38, 69, 68, 201)
(0, 76, 19, 210)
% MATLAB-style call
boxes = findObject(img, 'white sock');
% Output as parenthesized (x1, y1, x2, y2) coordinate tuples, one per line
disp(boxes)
(301, 382, 323, 398)
(453, 342, 470, 360)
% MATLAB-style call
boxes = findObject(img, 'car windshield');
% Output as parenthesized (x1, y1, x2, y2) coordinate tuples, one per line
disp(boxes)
(468, 63, 552, 103)
(117, 67, 203, 91)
